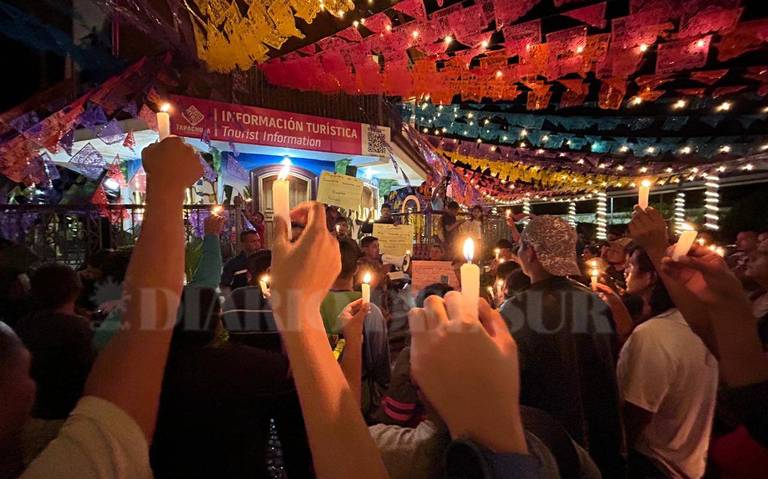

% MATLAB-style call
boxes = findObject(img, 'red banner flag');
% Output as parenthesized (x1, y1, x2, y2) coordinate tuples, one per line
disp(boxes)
(562, 2, 607, 28)
(656, 35, 711, 75)
(393, 0, 427, 21)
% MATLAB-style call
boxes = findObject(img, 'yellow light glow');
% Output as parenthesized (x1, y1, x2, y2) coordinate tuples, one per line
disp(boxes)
(463, 238, 475, 263)
(363, 272, 372, 284)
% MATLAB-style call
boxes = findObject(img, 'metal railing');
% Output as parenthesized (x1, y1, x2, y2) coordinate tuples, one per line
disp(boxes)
(0, 204, 239, 267)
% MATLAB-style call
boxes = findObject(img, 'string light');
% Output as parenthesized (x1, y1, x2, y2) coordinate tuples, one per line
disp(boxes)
(522, 198, 531, 226)
(411, 30, 419, 39)
(495, 70, 503, 78)
(520, 129, 528, 137)
(568, 201, 577, 227)
(353, 20, 359, 28)
(619, 145, 629, 152)
(717, 166, 726, 172)
(630, 96, 643, 105)
(720, 145, 731, 153)
(444, 35, 453, 45)
(716, 101, 731, 112)
(616, 165, 624, 171)
(596, 191, 608, 240)
(542, 135, 549, 142)
(704, 174, 720, 231)
(674, 191, 687, 236)
(639, 166, 648, 173)
(481, 40, 489, 48)
(672, 99, 687, 109)
(576, 45, 584, 53)
(679, 146, 692, 154)
(742, 163, 754, 171)
(639, 43, 649, 52)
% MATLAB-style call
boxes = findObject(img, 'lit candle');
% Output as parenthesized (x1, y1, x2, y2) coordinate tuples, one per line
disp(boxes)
(638, 179, 652, 210)
(495, 279, 504, 300)
(157, 103, 171, 140)
(494, 248, 501, 261)
(273, 161, 291, 238)
(211, 205, 223, 216)
(361, 272, 372, 303)
(715, 246, 725, 257)
(672, 223, 698, 261)
(259, 274, 270, 298)
(460, 238, 480, 320)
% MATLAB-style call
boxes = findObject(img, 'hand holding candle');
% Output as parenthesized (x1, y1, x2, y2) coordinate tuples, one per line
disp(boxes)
(259, 274, 271, 298)
(460, 238, 480, 320)
(361, 271, 372, 303)
(638, 179, 652, 210)
(672, 223, 698, 261)
(157, 103, 171, 140)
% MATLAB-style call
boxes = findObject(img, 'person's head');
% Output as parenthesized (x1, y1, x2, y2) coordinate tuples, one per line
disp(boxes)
(736, 231, 758, 253)
(517, 216, 581, 281)
(338, 239, 362, 281)
(495, 239, 515, 260)
(245, 250, 272, 286)
(30, 263, 82, 312)
(240, 230, 262, 255)
(582, 244, 601, 261)
(470, 205, 483, 220)
(504, 269, 531, 299)
(429, 243, 445, 261)
(252, 211, 265, 224)
(624, 247, 675, 317)
(446, 201, 460, 216)
(604, 238, 632, 267)
(380, 203, 392, 219)
(334, 217, 350, 238)
(0, 322, 36, 446)
(746, 243, 768, 287)
(360, 236, 380, 260)
(80, 250, 112, 282)
(415, 283, 455, 308)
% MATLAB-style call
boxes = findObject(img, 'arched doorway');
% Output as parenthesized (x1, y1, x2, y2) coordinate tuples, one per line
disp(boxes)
(251, 165, 317, 246)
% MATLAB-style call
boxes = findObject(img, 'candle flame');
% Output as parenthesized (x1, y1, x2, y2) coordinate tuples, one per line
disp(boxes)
(494, 248, 501, 255)
(259, 274, 270, 284)
(211, 205, 223, 215)
(160, 103, 171, 113)
(463, 238, 475, 263)
(363, 272, 372, 284)
(680, 222, 696, 232)
(590, 268, 600, 278)
(640, 179, 652, 188)
(496, 279, 504, 287)
(278, 164, 290, 181)
(405, 250, 411, 256)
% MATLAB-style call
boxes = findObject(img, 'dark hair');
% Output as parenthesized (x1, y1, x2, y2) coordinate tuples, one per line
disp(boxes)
(101, 248, 132, 283)
(335, 216, 348, 225)
(495, 239, 515, 250)
(629, 247, 675, 317)
(447, 201, 460, 210)
(496, 261, 520, 281)
(381, 203, 392, 210)
(339, 239, 362, 279)
(360, 236, 379, 249)
(240, 230, 260, 242)
(415, 283, 455, 308)
(245, 250, 272, 279)
(504, 269, 531, 298)
(252, 211, 265, 222)
(30, 263, 82, 310)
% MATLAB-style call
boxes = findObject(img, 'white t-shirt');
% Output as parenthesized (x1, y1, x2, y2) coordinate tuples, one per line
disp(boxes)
(617, 309, 718, 479)
(21, 396, 152, 479)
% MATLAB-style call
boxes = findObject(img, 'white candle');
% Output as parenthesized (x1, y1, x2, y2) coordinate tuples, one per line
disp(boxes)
(361, 272, 372, 303)
(157, 103, 171, 140)
(638, 179, 652, 210)
(672, 224, 698, 261)
(259, 274, 270, 298)
(590, 268, 599, 291)
(460, 238, 480, 320)
(494, 248, 500, 261)
(495, 279, 504, 301)
(273, 161, 291, 238)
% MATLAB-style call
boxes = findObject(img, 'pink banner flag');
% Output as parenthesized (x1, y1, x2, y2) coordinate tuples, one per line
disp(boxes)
(494, 0, 540, 29)
(503, 19, 541, 58)
(679, 6, 742, 38)
(562, 2, 607, 28)
(336, 26, 362, 43)
(393, 0, 427, 21)
(656, 35, 711, 75)
(364, 12, 391, 34)
(690, 69, 728, 85)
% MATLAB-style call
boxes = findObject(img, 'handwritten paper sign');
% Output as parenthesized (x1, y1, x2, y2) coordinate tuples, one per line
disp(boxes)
(316, 171, 364, 210)
(411, 260, 460, 291)
(373, 223, 414, 257)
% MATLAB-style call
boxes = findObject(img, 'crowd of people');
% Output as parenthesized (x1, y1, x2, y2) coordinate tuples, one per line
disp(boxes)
(1, 137, 768, 478)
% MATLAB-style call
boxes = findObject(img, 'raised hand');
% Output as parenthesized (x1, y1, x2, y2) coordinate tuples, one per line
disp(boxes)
(660, 244, 746, 306)
(270, 202, 341, 329)
(408, 292, 527, 454)
(141, 137, 203, 193)
(339, 298, 369, 339)
(628, 206, 669, 255)
(203, 213, 226, 236)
